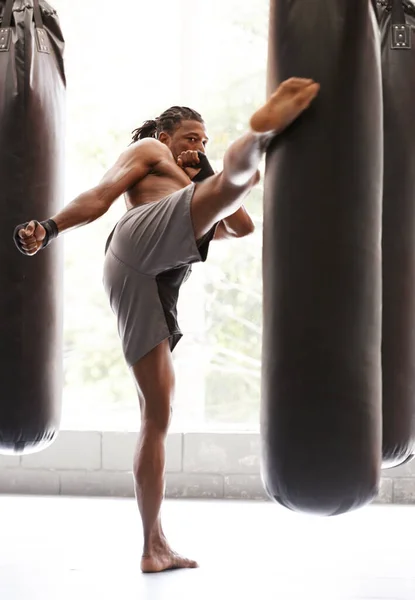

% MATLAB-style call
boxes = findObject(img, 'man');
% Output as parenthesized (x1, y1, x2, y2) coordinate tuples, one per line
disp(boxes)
(15, 77, 319, 573)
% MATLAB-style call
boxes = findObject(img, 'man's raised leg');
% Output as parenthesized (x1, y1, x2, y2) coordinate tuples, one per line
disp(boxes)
(131, 339, 198, 573)
(190, 77, 320, 239)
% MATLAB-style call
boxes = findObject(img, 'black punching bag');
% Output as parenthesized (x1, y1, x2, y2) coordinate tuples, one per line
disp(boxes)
(261, 0, 383, 515)
(378, 0, 415, 469)
(0, 0, 65, 454)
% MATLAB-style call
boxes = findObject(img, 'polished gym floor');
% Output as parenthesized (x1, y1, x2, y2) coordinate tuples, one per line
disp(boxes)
(0, 494, 413, 600)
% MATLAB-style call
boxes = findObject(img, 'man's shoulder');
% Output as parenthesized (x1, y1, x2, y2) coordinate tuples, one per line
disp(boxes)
(129, 137, 169, 160)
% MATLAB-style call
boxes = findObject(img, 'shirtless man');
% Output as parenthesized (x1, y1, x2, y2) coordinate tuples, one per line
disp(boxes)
(15, 77, 319, 573)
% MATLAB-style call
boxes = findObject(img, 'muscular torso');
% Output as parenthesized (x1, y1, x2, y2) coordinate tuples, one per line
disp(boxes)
(124, 152, 192, 211)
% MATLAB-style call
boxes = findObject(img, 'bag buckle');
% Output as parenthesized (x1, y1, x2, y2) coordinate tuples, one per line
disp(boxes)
(391, 24, 412, 49)
(0, 27, 11, 52)
(36, 28, 50, 54)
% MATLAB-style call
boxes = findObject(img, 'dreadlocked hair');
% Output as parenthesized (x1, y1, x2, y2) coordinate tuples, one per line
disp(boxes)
(130, 106, 204, 144)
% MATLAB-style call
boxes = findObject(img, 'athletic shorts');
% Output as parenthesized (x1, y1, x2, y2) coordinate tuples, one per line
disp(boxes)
(102, 182, 216, 367)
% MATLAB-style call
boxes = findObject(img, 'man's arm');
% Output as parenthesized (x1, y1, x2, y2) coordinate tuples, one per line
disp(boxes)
(15, 138, 166, 255)
(51, 138, 165, 234)
(214, 205, 255, 240)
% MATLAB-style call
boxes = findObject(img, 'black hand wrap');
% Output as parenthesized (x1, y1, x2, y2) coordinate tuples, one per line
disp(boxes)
(192, 152, 215, 182)
(13, 218, 59, 255)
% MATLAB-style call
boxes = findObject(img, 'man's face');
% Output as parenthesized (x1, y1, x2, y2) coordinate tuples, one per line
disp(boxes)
(164, 120, 209, 160)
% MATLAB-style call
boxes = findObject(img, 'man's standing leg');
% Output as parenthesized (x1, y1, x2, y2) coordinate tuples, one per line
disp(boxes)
(131, 339, 198, 573)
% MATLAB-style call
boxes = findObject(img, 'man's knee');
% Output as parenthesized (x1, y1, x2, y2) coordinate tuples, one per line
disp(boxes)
(191, 173, 255, 239)
(142, 400, 172, 433)
(131, 340, 175, 433)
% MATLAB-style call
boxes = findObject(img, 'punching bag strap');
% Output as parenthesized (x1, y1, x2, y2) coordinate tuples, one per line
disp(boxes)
(2, 0, 45, 27)
(0, 0, 13, 52)
(0, 0, 50, 54)
(1, 0, 13, 28)
(391, 0, 411, 49)
(33, 0, 44, 28)
(33, 0, 50, 54)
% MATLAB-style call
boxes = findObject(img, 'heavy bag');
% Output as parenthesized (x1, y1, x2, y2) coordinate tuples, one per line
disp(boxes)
(378, 0, 415, 469)
(0, 0, 65, 454)
(261, 0, 383, 515)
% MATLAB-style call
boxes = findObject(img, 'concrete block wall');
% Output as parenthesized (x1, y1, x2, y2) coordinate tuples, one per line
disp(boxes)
(0, 431, 413, 503)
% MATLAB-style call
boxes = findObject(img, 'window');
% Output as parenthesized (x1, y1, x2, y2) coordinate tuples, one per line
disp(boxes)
(53, 0, 269, 431)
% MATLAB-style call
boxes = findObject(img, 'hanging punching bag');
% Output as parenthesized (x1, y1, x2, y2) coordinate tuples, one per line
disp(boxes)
(378, 0, 415, 469)
(261, 0, 383, 515)
(0, 0, 65, 454)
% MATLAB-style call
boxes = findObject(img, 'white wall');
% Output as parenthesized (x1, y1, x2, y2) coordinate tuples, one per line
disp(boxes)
(0, 430, 409, 504)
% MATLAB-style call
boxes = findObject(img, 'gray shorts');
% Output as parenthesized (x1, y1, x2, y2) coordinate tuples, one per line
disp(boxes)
(102, 183, 216, 367)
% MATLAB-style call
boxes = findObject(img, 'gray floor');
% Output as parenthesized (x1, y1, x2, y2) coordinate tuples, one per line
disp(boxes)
(0, 495, 414, 599)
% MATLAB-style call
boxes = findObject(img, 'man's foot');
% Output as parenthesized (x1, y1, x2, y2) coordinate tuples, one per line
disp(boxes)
(250, 77, 320, 135)
(141, 541, 199, 573)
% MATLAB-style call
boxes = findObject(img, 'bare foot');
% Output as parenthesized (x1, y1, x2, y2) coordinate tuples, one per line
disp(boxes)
(141, 542, 199, 573)
(250, 77, 320, 135)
